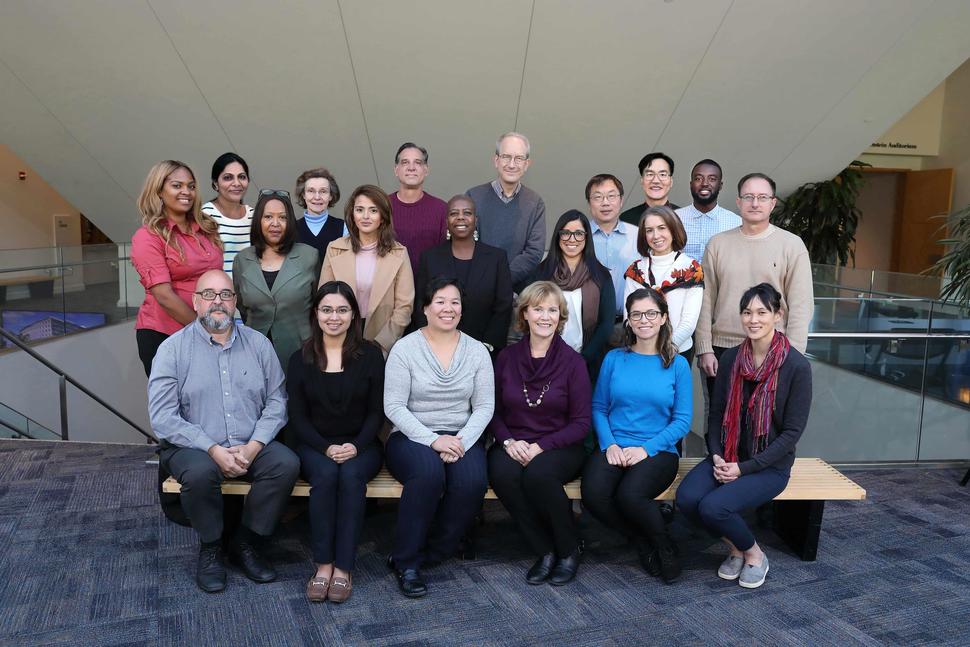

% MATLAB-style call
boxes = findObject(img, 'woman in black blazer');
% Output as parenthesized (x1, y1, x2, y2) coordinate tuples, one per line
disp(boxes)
(528, 210, 615, 378)
(409, 195, 512, 355)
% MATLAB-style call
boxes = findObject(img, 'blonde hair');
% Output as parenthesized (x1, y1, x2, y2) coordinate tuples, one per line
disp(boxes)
(137, 160, 221, 258)
(515, 281, 568, 334)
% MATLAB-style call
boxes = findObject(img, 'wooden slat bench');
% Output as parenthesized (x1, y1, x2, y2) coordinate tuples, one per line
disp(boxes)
(162, 457, 865, 561)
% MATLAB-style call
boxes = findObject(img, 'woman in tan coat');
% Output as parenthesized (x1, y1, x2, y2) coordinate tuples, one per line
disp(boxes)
(319, 184, 414, 355)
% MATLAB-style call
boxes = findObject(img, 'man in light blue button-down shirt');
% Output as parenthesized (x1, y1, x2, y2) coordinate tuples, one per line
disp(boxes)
(150, 269, 299, 593)
(587, 173, 639, 318)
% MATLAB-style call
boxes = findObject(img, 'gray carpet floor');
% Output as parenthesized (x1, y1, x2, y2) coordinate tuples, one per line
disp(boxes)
(0, 439, 968, 646)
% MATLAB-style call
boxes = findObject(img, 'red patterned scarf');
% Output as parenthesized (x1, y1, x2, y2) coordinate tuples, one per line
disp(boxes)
(721, 331, 790, 462)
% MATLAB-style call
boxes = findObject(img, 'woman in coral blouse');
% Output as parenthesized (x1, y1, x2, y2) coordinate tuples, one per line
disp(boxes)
(131, 160, 223, 376)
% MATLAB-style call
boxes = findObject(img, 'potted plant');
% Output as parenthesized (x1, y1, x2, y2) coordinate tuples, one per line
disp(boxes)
(770, 161, 870, 266)
(929, 202, 970, 309)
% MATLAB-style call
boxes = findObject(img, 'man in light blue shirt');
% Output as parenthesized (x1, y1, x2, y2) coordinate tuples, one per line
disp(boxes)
(587, 173, 639, 318)
(150, 269, 299, 593)
(675, 159, 740, 265)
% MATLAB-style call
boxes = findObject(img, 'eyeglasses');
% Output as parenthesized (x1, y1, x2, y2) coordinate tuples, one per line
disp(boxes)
(260, 189, 291, 199)
(318, 306, 352, 316)
(590, 192, 621, 204)
(643, 171, 671, 181)
(739, 194, 775, 203)
(497, 154, 528, 165)
(628, 309, 661, 321)
(304, 188, 330, 196)
(558, 229, 587, 241)
(195, 289, 236, 301)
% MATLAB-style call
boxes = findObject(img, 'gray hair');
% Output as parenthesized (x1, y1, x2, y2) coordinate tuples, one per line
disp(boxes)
(495, 131, 531, 158)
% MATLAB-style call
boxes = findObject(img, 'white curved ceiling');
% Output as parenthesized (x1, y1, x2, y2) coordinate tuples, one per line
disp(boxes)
(1, 0, 968, 242)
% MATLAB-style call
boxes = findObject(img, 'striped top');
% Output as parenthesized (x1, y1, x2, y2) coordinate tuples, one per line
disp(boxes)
(201, 201, 254, 277)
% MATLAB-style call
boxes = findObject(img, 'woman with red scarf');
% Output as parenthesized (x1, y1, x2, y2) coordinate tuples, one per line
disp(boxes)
(676, 283, 812, 589)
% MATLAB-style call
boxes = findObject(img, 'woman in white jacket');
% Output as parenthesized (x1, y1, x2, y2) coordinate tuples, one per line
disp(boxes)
(623, 205, 704, 362)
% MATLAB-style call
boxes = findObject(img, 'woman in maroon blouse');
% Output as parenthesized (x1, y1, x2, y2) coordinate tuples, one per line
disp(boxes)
(486, 281, 592, 586)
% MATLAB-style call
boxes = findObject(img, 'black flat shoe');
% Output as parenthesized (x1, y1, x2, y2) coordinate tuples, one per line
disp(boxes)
(396, 568, 428, 598)
(549, 548, 581, 586)
(656, 541, 682, 584)
(635, 538, 661, 577)
(197, 543, 226, 593)
(228, 541, 277, 583)
(526, 553, 556, 585)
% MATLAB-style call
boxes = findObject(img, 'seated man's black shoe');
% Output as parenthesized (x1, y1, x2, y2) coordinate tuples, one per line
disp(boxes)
(548, 547, 581, 586)
(396, 568, 428, 598)
(526, 553, 556, 585)
(197, 542, 227, 593)
(228, 541, 277, 583)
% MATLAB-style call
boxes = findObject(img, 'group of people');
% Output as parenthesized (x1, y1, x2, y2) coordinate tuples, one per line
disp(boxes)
(135, 132, 814, 602)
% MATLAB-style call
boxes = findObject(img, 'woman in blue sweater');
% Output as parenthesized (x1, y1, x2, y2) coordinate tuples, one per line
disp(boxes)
(581, 287, 692, 583)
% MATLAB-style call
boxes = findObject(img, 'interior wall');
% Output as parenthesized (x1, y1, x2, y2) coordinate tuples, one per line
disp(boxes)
(925, 57, 970, 211)
(854, 172, 901, 271)
(0, 144, 79, 251)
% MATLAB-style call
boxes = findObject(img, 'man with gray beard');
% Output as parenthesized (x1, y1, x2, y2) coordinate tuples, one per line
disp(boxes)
(149, 269, 299, 593)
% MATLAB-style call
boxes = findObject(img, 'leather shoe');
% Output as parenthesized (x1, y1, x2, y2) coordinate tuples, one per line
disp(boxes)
(197, 543, 226, 593)
(526, 553, 556, 585)
(656, 543, 682, 584)
(635, 539, 661, 577)
(228, 541, 277, 583)
(548, 548, 581, 586)
(396, 568, 428, 598)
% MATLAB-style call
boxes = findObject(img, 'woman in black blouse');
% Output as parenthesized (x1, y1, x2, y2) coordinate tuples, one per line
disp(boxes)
(288, 280, 385, 604)
(410, 195, 512, 355)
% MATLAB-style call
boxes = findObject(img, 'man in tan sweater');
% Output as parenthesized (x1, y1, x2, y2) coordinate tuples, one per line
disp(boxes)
(696, 172, 814, 391)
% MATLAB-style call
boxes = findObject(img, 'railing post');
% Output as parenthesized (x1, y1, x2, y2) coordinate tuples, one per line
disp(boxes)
(58, 375, 69, 441)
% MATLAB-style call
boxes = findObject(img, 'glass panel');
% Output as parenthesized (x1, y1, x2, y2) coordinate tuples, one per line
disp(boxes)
(26, 418, 60, 441)
(801, 337, 921, 461)
(0, 401, 29, 439)
(810, 296, 932, 335)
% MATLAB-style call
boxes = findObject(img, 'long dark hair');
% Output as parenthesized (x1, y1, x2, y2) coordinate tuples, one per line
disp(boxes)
(623, 287, 676, 368)
(344, 184, 398, 256)
(303, 281, 365, 372)
(539, 209, 609, 288)
(251, 191, 298, 257)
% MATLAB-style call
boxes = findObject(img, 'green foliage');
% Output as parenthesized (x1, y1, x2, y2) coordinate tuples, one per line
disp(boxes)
(770, 161, 870, 266)
(928, 202, 970, 308)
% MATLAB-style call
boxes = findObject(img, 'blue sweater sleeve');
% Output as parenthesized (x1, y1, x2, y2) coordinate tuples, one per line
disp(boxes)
(643, 355, 693, 456)
(591, 350, 617, 450)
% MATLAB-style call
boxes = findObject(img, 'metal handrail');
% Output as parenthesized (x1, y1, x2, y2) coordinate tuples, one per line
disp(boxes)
(809, 332, 969, 339)
(0, 325, 156, 443)
(0, 415, 39, 440)
(812, 279, 949, 304)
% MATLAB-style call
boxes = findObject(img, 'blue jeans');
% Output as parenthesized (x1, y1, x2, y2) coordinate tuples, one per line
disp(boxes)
(385, 432, 487, 570)
(676, 457, 789, 551)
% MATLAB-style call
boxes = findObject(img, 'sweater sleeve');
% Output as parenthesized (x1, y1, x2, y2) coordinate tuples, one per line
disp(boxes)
(582, 269, 616, 365)
(485, 251, 513, 352)
(738, 355, 813, 474)
(695, 243, 718, 355)
(352, 345, 386, 450)
(536, 355, 592, 451)
(456, 343, 496, 451)
(485, 351, 514, 444)
(285, 353, 329, 453)
(643, 356, 693, 456)
(510, 197, 546, 288)
(383, 342, 439, 447)
(591, 350, 617, 450)
(671, 285, 703, 351)
(782, 243, 814, 353)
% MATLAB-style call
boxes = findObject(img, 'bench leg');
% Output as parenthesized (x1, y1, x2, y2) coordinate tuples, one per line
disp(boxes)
(772, 500, 824, 562)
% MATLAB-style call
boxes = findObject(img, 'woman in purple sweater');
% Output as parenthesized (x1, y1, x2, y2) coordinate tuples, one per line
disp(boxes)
(487, 281, 592, 586)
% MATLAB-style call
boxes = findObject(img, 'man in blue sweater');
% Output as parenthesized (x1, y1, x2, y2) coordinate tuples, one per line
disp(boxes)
(466, 132, 546, 291)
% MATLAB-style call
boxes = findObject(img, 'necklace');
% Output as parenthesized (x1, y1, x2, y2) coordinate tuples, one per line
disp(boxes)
(522, 382, 551, 408)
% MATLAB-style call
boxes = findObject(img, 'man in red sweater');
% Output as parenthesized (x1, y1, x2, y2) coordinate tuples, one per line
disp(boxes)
(389, 142, 448, 276)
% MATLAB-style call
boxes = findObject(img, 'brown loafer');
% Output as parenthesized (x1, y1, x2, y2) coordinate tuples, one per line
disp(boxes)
(306, 575, 330, 602)
(327, 576, 352, 603)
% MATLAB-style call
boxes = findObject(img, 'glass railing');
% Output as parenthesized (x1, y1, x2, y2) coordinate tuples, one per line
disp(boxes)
(0, 243, 141, 349)
(0, 400, 59, 440)
(812, 263, 947, 301)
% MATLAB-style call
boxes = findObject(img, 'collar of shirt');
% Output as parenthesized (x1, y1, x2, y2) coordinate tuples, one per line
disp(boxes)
(490, 179, 522, 203)
(591, 219, 631, 237)
(192, 318, 238, 348)
(163, 218, 202, 233)
(684, 203, 722, 220)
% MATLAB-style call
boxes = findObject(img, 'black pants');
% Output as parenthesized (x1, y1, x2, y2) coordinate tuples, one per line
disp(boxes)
(297, 442, 383, 570)
(385, 432, 488, 570)
(488, 443, 586, 557)
(679, 346, 695, 365)
(581, 450, 679, 540)
(136, 328, 170, 377)
(159, 441, 300, 543)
